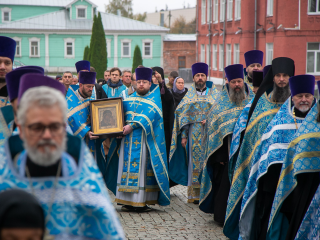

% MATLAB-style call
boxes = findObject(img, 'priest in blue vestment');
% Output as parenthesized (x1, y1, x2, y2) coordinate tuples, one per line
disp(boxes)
(169, 62, 218, 204)
(244, 50, 264, 89)
(0, 73, 124, 239)
(224, 57, 295, 239)
(199, 64, 254, 224)
(267, 78, 320, 240)
(239, 74, 315, 240)
(106, 67, 170, 211)
(0, 36, 16, 108)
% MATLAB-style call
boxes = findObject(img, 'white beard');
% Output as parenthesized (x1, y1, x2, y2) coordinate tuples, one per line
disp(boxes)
(24, 136, 66, 167)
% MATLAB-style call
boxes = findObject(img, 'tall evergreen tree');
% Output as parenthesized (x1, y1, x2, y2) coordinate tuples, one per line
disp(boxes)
(83, 46, 90, 61)
(132, 45, 143, 73)
(89, 13, 107, 79)
(88, 14, 97, 63)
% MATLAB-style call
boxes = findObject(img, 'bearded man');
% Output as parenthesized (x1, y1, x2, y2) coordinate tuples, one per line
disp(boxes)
(199, 64, 254, 224)
(0, 73, 124, 239)
(106, 67, 170, 212)
(0, 36, 16, 107)
(169, 62, 218, 204)
(239, 74, 315, 240)
(244, 50, 264, 90)
(224, 57, 295, 239)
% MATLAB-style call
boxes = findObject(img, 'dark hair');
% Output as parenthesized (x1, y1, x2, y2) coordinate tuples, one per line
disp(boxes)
(110, 67, 122, 76)
(137, 65, 144, 68)
(104, 70, 110, 73)
(169, 71, 179, 79)
(63, 71, 72, 76)
(97, 78, 105, 83)
(90, 66, 96, 72)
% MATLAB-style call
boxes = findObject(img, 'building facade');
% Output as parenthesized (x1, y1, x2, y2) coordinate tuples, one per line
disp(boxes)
(197, 0, 320, 82)
(0, 0, 169, 73)
(163, 34, 196, 75)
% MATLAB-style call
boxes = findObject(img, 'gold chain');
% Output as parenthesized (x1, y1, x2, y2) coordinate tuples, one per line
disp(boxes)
(292, 108, 298, 130)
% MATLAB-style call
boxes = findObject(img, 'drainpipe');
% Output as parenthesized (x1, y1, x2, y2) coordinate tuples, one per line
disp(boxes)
(222, 0, 227, 82)
(196, 1, 199, 62)
(208, 0, 212, 80)
(254, 0, 257, 49)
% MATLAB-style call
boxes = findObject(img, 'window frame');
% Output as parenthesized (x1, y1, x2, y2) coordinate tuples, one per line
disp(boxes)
(266, 42, 274, 65)
(106, 38, 112, 58)
(207, 0, 211, 23)
(1, 7, 11, 22)
(142, 39, 153, 59)
(213, 0, 219, 23)
(201, 0, 206, 24)
(201, 44, 205, 62)
(178, 56, 186, 69)
(235, 0, 241, 20)
(226, 44, 231, 66)
(233, 43, 240, 64)
(120, 39, 132, 58)
(212, 44, 217, 70)
(64, 38, 75, 58)
(13, 37, 22, 57)
(76, 5, 87, 19)
(267, 0, 273, 16)
(306, 42, 320, 75)
(227, 0, 233, 21)
(29, 37, 40, 58)
(219, 44, 224, 71)
(220, 0, 226, 22)
(308, 0, 320, 14)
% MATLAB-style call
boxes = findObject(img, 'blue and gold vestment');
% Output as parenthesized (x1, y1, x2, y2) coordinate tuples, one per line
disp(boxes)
(239, 98, 305, 239)
(224, 92, 285, 240)
(106, 85, 170, 206)
(169, 82, 218, 203)
(0, 134, 125, 240)
(244, 76, 253, 91)
(0, 105, 14, 147)
(199, 84, 254, 213)
(267, 102, 320, 240)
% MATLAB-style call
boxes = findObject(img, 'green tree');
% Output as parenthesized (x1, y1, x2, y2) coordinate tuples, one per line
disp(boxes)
(89, 13, 107, 79)
(132, 45, 143, 73)
(83, 45, 90, 61)
(133, 12, 147, 22)
(170, 16, 196, 34)
(105, 0, 133, 19)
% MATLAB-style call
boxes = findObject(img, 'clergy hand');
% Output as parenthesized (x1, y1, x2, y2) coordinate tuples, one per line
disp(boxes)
(123, 125, 133, 135)
(155, 71, 163, 83)
(201, 120, 206, 125)
(181, 138, 187, 148)
(88, 131, 99, 140)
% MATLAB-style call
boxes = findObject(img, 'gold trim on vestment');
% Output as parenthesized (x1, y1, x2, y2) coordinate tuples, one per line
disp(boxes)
(73, 120, 90, 137)
(125, 97, 163, 117)
(115, 198, 158, 207)
(245, 108, 280, 133)
(67, 102, 90, 118)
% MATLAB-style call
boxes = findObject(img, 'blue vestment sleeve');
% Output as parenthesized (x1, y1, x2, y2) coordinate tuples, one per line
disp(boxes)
(181, 124, 189, 138)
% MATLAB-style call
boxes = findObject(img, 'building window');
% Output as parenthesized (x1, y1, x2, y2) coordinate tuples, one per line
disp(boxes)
(142, 39, 153, 59)
(219, 44, 223, 70)
(308, 0, 320, 14)
(206, 44, 210, 64)
(76, 5, 87, 19)
(1, 7, 11, 22)
(213, 0, 219, 22)
(201, 44, 205, 62)
(207, 0, 211, 23)
(13, 37, 22, 57)
(106, 39, 111, 58)
(201, 0, 206, 24)
(212, 44, 217, 70)
(29, 37, 40, 57)
(227, 0, 233, 20)
(234, 43, 240, 64)
(307, 42, 320, 74)
(64, 38, 75, 58)
(121, 39, 132, 58)
(226, 44, 231, 66)
(266, 43, 274, 65)
(220, 0, 225, 22)
(267, 0, 273, 16)
(178, 56, 186, 68)
(235, 0, 241, 20)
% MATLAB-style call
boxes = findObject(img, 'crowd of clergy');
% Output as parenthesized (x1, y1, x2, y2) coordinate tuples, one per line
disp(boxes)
(0, 34, 319, 240)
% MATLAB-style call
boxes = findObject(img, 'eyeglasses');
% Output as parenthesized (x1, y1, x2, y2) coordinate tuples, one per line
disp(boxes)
(26, 122, 66, 137)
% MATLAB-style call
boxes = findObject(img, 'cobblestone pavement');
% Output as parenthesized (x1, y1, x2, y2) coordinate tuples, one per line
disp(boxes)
(109, 185, 228, 240)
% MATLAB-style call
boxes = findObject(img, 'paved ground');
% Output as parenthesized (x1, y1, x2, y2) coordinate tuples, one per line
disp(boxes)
(109, 185, 228, 240)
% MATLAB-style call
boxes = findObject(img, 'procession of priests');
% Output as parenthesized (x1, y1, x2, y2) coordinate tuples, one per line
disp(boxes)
(0, 34, 320, 240)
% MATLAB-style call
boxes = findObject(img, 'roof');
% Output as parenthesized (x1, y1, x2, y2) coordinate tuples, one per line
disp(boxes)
(163, 34, 196, 41)
(0, 10, 169, 32)
(0, 0, 97, 7)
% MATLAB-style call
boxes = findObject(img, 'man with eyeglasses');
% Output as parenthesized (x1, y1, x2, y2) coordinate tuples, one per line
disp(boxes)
(106, 67, 170, 212)
(0, 73, 125, 239)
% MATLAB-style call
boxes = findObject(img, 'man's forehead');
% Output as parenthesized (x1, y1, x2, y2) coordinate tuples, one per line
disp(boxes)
(84, 84, 95, 87)
(248, 63, 261, 67)
(0, 56, 12, 62)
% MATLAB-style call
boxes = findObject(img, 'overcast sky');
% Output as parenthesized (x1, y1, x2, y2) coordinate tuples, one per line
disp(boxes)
(92, 0, 196, 14)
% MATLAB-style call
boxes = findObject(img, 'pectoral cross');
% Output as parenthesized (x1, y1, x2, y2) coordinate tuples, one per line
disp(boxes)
(133, 139, 141, 148)
(66, 95, 73, 102)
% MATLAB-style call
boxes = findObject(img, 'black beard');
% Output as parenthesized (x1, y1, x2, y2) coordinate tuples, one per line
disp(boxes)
(136, 88, 149, 96)
(0, 77, 5, 84)
(272, 83, 290, 102)
(195, 81, 206, 89)
(229, 85, 246, 104)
